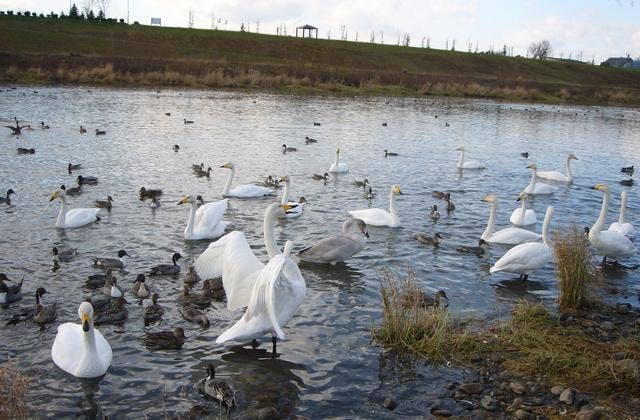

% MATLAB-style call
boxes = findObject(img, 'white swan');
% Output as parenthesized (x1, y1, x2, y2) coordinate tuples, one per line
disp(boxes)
(523, 164, 557, 195)
(50, 186, 100, 228)
(348, 185, 402, 227)
(278, 176, 304, 219)
(510, 192, 537, 226)
(328, 148, 349, 173)
(216, 241, 306, 354)
(608, 191, 636, 240)
(456, 146, 486, 170)
(220, 162, 275, 198)
(51, 301, 112, 378)
(589, 184, 636, 262)
(490, 206, 554, 281)
(193, 203, 289, 311)
(178, 195, 229, 240)
(481, 194, 541, 245)
(537, 154, 578, 183)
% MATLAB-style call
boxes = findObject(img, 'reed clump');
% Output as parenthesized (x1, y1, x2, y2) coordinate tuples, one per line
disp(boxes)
(553, 226, 593, 311)
(0, 362, 30, 418)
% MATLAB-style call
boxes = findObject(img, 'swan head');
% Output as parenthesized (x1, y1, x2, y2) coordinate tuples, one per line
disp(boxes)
(220, 162, 234, 170)
(49, 187, 65, 201)
(456, 146, 465, 151)
(568, 154, 578, 161)
(78, 301, 94, 332)
(592, 183, 609, 192)
(516, 192, 528, 202)
(526, 163, 537, 171)
(279, 202, 297, 216)
(392, 185, 403, 195)
(279, 175, 290, 184)
(347, 218, 369, 238)
(177, 195, 192, 205)
(336, 148, 340, 155)
(482, 194, 497, 203)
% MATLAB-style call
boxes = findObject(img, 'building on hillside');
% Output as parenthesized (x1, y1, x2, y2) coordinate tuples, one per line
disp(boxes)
(296, 24, 318, 38)
(600, 56, 634, 69)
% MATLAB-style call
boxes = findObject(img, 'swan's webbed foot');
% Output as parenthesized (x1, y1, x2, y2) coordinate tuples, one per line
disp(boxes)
(271, 336, 277, 358)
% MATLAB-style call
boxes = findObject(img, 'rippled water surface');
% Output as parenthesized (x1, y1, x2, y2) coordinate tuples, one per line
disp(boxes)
(1, 86, 639, 418)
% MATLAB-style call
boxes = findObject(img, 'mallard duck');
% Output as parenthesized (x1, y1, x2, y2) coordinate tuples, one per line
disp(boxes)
(95, 196, 113, 211)
(103, 275, 124, 298)
(0, 274, 23, 304)
(92, 296, 128, 326)
(87, 268, 113, 288)
(143, 327, 186, 349)
(180, 307, 210, 327)
(311, 172, 329, 181)
(17, 148, 35, 154)
(304, 136, 318, 144)
(282, 144, 297, 153)
(184, 119, 194, 124)
(67, 163, 81, 174)
(132, 274, 150, 299)
(79, 126, 86, 134)
(77, 175, 98, 186)
(173, 144, 180, 151)
(177, 285, 210, 308)
(33, 287, 57, 324)
(352, 178, 369, 188)
(430, 205, 440, 221)
(93, 249, 128, 270)
(201, 279, 226, 300)
(445, 195, 455, 212)
(183, 266, 201, 286)
(414, 232, 443, 247)
(456, 239, 488, 256)
(149, 252, 182, 276)
(0, 188, 15, 204)
(401, 289, 449, 309)
(95, 129, 106, 135)
(52, 246, 78, 264)
(197, 363, 236, 411)
(384, 149, 398, 157)
(139, 187, 162, 199)
(143, 293, 164, 324)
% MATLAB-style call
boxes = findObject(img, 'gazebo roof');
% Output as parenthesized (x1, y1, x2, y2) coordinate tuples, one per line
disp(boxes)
(297, 24, 317, 30)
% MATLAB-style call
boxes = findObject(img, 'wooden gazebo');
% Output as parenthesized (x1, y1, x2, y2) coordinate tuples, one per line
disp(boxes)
(296, 24, 318, 38)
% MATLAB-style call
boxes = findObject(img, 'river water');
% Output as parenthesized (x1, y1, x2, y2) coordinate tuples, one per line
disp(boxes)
(1, 86, 639, 418)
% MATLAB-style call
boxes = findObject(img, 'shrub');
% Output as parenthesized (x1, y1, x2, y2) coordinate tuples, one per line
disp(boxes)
(554, 226, 593, 311)
(0, 362, 31, 417)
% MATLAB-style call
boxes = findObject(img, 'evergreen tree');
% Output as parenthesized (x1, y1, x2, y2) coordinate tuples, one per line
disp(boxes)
(97, 9, 105, 20)
(87, 9, 95, 20)
(69, 3, 79, 18)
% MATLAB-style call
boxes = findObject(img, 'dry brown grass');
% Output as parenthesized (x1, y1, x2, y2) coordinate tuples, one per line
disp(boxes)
(0, 362, 30, 418)
(553, 226, 594, 311)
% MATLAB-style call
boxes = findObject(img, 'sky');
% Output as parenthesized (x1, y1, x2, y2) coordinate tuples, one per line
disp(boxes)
(1, 0, 639, 62)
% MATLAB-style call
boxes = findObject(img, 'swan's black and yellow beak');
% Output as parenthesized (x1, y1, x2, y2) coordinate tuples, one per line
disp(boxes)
(49, 191, 58, 202)
(81, 313, 90, 332)
(177, 196, 189, 205)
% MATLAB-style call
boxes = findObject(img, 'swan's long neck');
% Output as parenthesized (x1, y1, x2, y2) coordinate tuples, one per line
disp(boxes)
(80, 324, 100, 371)
(458, 149, 465, 167)
(520, 196, 527, 213)
(281, 179, 290, 204)
(264, 206, 280, 258)
(223, 168, 235, 196)
(619, 191, 628, 224)
(541, 206, 553, 245)
(528, 168, 537, 189)
(388, 190, 398, 222)
(565, 157, 573, 181)
(185, 201, 197, 237)
(334, 152, 340, 167)
(56, 197, 68, 227)
(482, 202, 497, 238)
(592, 189, 610, 234)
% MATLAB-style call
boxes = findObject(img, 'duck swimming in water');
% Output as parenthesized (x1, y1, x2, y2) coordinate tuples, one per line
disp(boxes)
(149, 252, 182, 276)
(132, 274, 150, 299)
(143, 327, 186, 350)
(0, 189, 14, 204)
(143, 293, 164, 324)
(93, 249, 128, 270)
(197, 363, 237, 412)
(33, 287, 57, 324)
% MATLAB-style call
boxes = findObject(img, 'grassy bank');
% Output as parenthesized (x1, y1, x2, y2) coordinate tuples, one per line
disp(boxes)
(1, 15, 640, 105)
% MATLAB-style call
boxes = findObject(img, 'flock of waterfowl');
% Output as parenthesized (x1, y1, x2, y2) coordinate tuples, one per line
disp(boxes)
(2, 112, 638, 414)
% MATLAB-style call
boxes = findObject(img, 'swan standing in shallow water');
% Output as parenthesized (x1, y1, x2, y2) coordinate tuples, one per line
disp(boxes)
(298, 218, 369, 264)
(348, 185, 403, 227)
(216, 241, 306, 356)
(608, 191, 636, 240)
(523, 164, 557, 195)
(510, 192, 537, 226)
(50, 186, 101, 228)
(589, 184, 636, 263)
(490, 206, 554, 281)
(51, 301, 112, 378)
(278, 176, 305, 218)
(328, 148, 349, 173)
(481, 194, 541, 244)
(537, 154, 578, 183)
(178, 195, 229, 240)
(193, 203, 290, 311)
(220, 162, 274, 198)
(456, 146, 486, 170)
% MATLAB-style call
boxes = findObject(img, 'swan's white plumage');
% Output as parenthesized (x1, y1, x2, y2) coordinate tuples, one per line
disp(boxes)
(456, 146, 485, 170)
(510, 193, 537, 226)
(481, 194, 541, 245)
(221, 162, 274, 198)
(348, 185, 402, 227)
(608, 191, 636, 240)
(524, 164, 557, 195)
(50, 189, 100, 228)
(180, 196, 229, 240)
(536, 154, 577, 183)
(589, 184, 636, 259)
(328, 149, 349, 173)
(278, 176, 304, 219)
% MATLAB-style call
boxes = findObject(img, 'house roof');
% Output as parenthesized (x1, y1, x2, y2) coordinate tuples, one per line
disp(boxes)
(602, 57, 633, 67)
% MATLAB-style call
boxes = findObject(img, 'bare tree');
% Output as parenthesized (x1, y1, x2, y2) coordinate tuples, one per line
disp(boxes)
(97, 0, 109, 17)
(426, 37, 430, 48)
(451, 39, 456, 51)
(256, 20, 260, 33)
(379, 30, 384, 44)
(210, 11, 215, 29)
(402, 33, 410, 47)
(528, 40, 552, 59)
(81, 0, 94, 17)
(370, 30, 375, 43)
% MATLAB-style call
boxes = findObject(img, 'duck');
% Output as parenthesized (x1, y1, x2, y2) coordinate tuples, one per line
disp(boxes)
(79, 125, 87, 134)
(197, 363, 237, 411)
(52, 246, 78, 264)
(33, 287, 57, 324)
(0, 188, 14, 204)
(313, 122, 321, 126)
(312, 172, 329, 181)
(352, 178, 369, 188)
(589, 184, 636, 263)
(103, 275, 124, 298)
(456, 239, 488, 256)
(87, 268, 113, 288)
(65, 182, 82, 197)
(143, 293, 164, 324)
(510, 192, 537, 226)
(193, 166, 213, 178)
(490, 206, 554, 281)
(304, 136, 318, 144)
(348, 185, 403, 227)
(608, 191, 636, 240)
(4, 118, 23, 135)
(92, 296, 128, 326)
(430, 205, 440, 221)
(17, 148, 35, 154)
(201, 279, 226, 300)
(536, 154, 578, 183)
(298, 218, 369, 265)
(621, 165, 634, 175)
(132, 274, 150, 299)
(384, 149, 398, 157)
(220, 162, 274, 198)
(263, 175, 280, 188)
(177, 285, 211, 308)
(328, 148, 349, 173)
(67, 163, 81, 174)
(414, 232, 443, 247)
(77, 175, 99, 186)
(620, 179, 634, 187)
(180, 306, 210, 327)
(401, 289, 449, 310)
(278, 176, 305, 218)
(192, 163, 205, 172)
(40, 122, 50, 130)
(173, 144, 180, 151)
(184, 119, 194, 124)
(95, 195, 113, 211)
(445, 194, 455, 212)
(365, 187, 375, 200)
(521, 152, 529, 158)
(183, 266, 201, 286)
(282, 144, 297, 153)
(51, 301, 112, 378)
(148, 198, 161, 209)
(456, 146, 486, 170)
(143, 327, 186, 350)
(149, 252, 182, 276)
(216, 241, 306, 356)
(523, 164, 557, 195)
(178, 195, 229, 240)
(0, 275, 22, 304)
(382, 122, 388, 126)
(50, 186, 101, 228)
(139, 187, 163, 199)
(481, 194, 541, 245)
(95, 129, 106, 136)
(93, 249, 128, 270)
